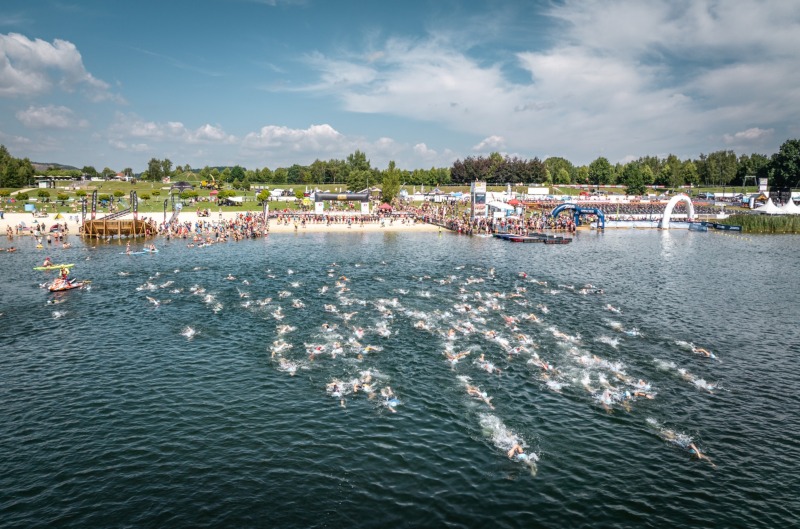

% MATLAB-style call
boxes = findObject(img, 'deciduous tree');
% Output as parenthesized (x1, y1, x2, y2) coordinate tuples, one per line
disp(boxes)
(588, 157, 613, 187)
(767, 139, 800, 188)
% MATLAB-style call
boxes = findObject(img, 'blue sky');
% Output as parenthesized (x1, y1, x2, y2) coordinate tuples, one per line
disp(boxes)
(1, 0, 798, 173)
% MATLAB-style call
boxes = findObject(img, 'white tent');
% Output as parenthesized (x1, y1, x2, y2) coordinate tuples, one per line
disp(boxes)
(487, 200, 515, 211)
(753, 198, 783, 215)
(779, 198, 800, 214)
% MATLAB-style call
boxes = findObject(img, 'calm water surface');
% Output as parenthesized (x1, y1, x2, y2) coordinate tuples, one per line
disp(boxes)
(1, 229, 798, 528)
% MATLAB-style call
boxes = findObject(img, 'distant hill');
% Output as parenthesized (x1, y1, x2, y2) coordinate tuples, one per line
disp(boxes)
(32, 162, 80, 172)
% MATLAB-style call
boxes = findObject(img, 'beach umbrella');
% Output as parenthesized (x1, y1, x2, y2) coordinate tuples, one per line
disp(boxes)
(378, 203, 393, 211)
(209, 190, 218, 195)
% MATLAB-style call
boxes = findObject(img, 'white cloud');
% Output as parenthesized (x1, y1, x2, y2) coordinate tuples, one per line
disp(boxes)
(242, 123, 346, 152)
(412, 142, 439, 160)
(473, 135, 505, 151)
(298, 0, 800, 163)
(0, 33, 123, 102)
(724, 128, 773, 143)
(15, 104, 88, 129)
(111, 113, 235, 145)
(723, 127, 774, 149)
(109, 139, 149, 152)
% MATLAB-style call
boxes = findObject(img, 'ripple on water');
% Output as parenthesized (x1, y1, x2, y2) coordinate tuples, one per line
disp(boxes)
(1, 232, 799, 527)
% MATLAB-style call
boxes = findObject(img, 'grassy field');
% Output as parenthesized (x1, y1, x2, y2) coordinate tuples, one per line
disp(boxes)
(0, 181, 766, 215)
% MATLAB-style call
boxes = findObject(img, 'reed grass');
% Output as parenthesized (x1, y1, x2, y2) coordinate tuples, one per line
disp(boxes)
(718, 214, 800, 234)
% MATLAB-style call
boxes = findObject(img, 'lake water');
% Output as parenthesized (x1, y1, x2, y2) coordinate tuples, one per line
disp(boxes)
(1, 229, 799, 528)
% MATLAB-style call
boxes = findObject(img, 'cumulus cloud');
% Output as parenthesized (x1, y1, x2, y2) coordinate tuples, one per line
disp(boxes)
(15, 104, 88, 129)
(242, 123, 346, 152)
(110, 113, 235, 145)
(473, 135, 505, 151)
(238, 123, 450, 169)
(0, 33, 123, 102)
(299, 0, 800, 163)
(724, 127, 773, 143)
(109, 139, 149, 152)
(413, 142, 437, 158)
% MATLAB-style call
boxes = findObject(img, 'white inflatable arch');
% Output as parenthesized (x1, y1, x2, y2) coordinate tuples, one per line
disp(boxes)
(660, 194, 695, 229)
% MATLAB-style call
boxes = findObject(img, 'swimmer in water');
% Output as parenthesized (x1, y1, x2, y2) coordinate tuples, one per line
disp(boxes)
(466, 384, 494, 409)
(507, 443, 524, 459)
(688, 442, 716, 468)
(599, 389, 614, 413)
(327, 382, 345, 406)
(381, 386, 397, 413)
(692, 345, 716, 359)
(446, 350, 470, 363)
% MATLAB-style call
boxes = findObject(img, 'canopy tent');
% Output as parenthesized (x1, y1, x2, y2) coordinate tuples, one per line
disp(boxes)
(779, 198, 800, 214)
(508, 198, 521, 206)
(378, 203, 393, 211)
(170, 181, 194, 192)
(753, 198, 783, 215)
(487, 200, 515, 211)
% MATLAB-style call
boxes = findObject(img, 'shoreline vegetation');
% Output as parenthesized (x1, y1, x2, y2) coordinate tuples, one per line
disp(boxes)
(716, 215, 800, 234)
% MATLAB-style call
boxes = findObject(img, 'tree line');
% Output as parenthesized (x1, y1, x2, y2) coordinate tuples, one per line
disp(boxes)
(2, 139, 799, 198)
(450, 144, 797, 194)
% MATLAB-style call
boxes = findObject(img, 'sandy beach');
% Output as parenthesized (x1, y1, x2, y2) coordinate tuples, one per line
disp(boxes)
(0, 210, 441, 238)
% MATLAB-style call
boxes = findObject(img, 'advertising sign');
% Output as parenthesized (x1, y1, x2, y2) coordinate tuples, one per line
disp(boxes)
(471, 181, 487, 219)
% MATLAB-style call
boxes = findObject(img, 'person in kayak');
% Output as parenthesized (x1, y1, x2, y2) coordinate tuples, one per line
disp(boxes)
(43, 256, 53, 267)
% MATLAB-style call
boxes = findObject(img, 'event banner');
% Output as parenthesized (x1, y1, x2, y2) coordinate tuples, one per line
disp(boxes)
(91, 190, 97, 220)
(471, 181, 487, 219)
(132, 191, 138, 218)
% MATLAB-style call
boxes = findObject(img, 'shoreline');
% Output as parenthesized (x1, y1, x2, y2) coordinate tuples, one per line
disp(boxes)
(0, 211, 441, 237)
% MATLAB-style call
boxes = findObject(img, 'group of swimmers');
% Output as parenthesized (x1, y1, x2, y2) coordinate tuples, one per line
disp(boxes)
(149, 255, 719, 472)
(251, 264, 402, 413)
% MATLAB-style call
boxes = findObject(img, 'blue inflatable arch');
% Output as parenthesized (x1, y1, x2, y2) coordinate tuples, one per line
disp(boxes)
(551, 203, 605, 229)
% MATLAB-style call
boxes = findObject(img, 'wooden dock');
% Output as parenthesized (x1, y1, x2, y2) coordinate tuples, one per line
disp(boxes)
(82, 218, 150, 238)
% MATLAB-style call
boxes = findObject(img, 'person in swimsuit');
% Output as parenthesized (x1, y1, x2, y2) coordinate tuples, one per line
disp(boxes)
(688, 443, 716, 468)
